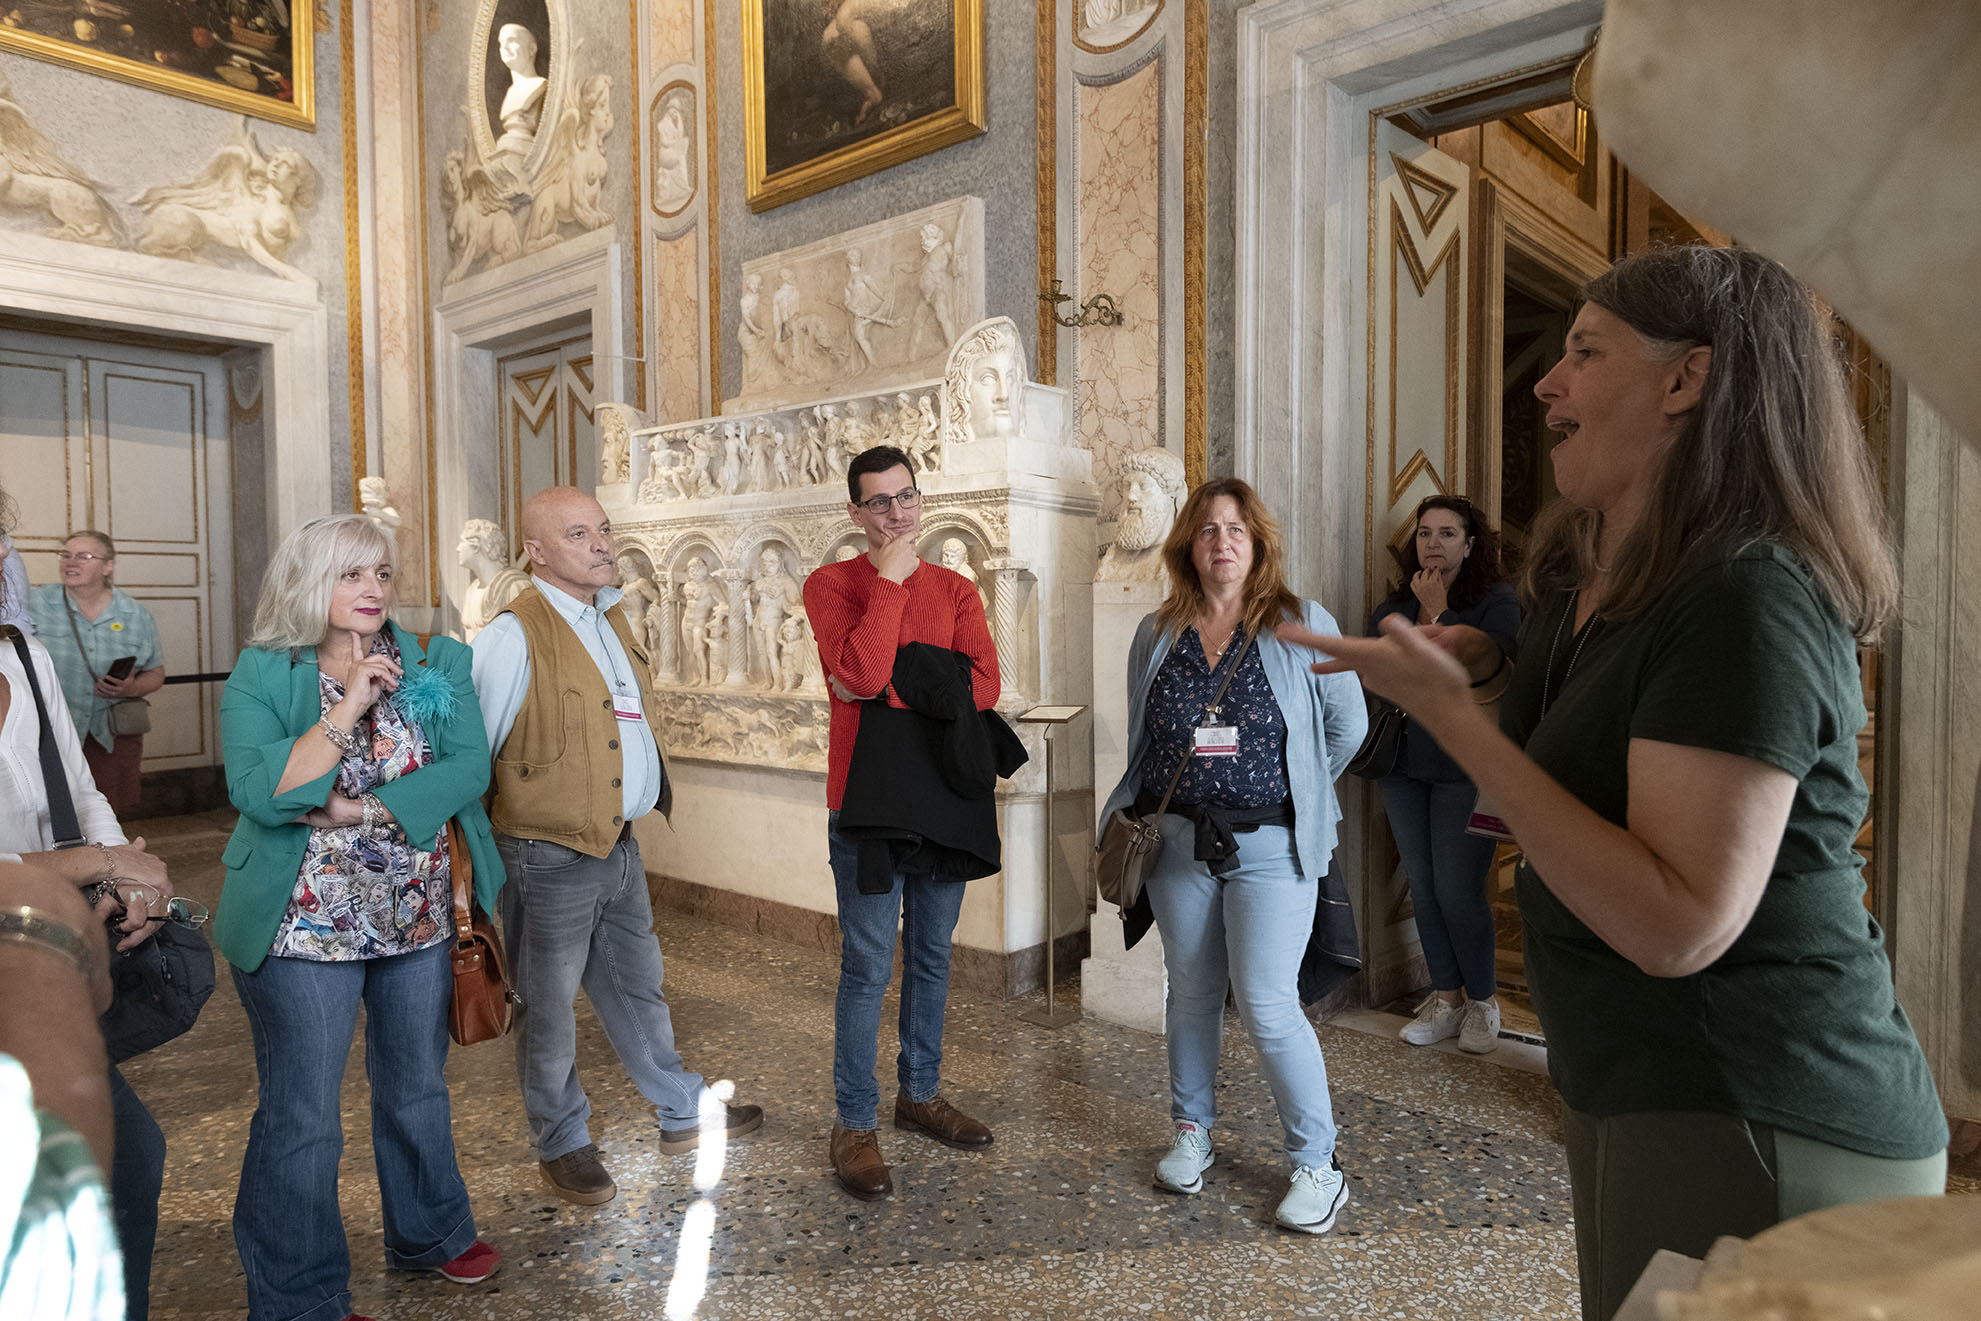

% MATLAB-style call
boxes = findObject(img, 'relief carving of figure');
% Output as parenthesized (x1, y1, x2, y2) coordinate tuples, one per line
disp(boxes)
(737, 272, 776, 387)
(685, 426, 719, 496)
(747, 419, 776, 492)
(678, 556, 719, 686)
(651, 95, 694, 214)
(909, 221, 964, 352)
(718, 421, 749, 494)
(840, 247, 896, 371)
(457, 517, 532, 640)
(762, 420, 793, 490)
(616, 554, 663, 652)
(776, 614, 819, 692)
(358, 476, 402, 533)
(1095, 446, 1187, 583)
(0, 73, 121, 245)
(524, 73, 614, 252)
(133, 117, 320, 282)
(916, 394, 941, 466)
(748, 547, 805, 691)
(798, 412, 830, 486)
(942, 319, 1024, 447)
(441, 148, 523, 281)
(841, 398, 881, 456)
(900, 391, 942, 474)
(599, 408, 632, 484)
(817, 404, 848, 477)
(702, 599, 730, 688)
(637, 434, 685, 504)
(493, 24, 548, 165)
(939, 537, 985, 608)
(771, 267, 801, 352)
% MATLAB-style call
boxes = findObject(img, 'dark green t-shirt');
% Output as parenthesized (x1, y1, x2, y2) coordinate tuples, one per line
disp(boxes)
(1503, 544, 1945, 1159)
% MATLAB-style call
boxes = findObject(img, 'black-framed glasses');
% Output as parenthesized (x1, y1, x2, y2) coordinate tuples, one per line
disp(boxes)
(857, 488, 921, 514)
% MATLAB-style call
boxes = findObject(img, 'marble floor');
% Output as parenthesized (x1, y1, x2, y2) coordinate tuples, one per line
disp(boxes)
(122, 810, 1584, 1318)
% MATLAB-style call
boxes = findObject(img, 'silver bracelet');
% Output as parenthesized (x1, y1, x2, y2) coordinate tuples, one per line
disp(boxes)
(361, 792, 384, 835)
(0, 907, 95, 979)
(317, 717, 356, 753)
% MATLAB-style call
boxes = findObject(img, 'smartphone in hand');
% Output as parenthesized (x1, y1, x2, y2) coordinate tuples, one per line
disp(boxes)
(106, 656, 136, 680)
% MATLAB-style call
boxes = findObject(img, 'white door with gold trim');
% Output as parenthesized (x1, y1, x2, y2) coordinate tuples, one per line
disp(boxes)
(0, 331, 235, 772)
(497, 335, 597, 533)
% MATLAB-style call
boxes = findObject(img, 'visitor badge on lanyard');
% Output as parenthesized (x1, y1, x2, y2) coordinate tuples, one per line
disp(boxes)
(1193, 723, 1239, 758)
(612, 694, 644, 723)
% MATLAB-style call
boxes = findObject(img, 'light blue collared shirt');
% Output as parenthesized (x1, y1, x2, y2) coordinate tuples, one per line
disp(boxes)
(470, 577, 664, 823)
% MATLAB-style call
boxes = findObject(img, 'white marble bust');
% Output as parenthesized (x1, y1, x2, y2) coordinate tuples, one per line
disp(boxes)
(358, 476, 402, 533)
(1095, 447, 1186, 583)
(457, 517, 531, 640)
(494, 24, 548, 162)
(942, 318, 1024, 448)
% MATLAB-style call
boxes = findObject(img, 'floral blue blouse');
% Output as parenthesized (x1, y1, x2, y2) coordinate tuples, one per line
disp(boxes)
(269, 635, 453, 961)
(1138, 625, 1290, 809)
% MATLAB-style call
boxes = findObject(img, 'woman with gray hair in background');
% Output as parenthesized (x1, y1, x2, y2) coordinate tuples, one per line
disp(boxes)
(1287, 245, 1946, 1319)
(218, 514, 505, 1321)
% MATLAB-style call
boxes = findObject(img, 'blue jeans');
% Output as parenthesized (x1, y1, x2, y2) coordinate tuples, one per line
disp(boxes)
(497, 832, 704, 1159)
(109, 1066, 163, 1320)
(1142, 818, 1338, 1170)
(230, 942, 476, 1321)
(827, 813, 967, 1131)
(1380, 775, 1499, 1001)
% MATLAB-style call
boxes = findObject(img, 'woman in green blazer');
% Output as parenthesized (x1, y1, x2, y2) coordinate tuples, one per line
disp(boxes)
(218, 514, 504, 1321)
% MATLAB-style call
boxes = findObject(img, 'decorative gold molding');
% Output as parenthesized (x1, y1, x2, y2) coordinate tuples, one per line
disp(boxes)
(341, 0, 365, 508)
(413, 3, 439, 605)
(740, 0, 985, 212)
(628, 0, 646, 408)
(0, 5, 316, 130)
(1391, 152, 1459, 236)
(1035, 0, 1057, 387)
(1183, 0, 1206, 485)
(704, 0, 722, 410)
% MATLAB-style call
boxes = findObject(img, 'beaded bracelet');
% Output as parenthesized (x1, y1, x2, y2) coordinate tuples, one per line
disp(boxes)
(361, 792, 384, 835)
(317, 717, 357, 752)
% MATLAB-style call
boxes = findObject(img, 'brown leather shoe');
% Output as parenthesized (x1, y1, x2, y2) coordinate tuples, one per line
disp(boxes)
(892, 1092, 993, 1150)
(539, 1143, 616, 1205)
(658, 1102, 765, 1155)
(829, 1122, 893, 1200)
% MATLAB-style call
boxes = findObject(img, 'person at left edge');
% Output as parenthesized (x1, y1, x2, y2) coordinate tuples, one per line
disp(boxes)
(218, 514, 502, 1321)
(471, 487, 762, 1208)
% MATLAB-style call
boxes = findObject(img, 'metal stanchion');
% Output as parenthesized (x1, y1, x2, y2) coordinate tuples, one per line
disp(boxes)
(1016, 705, 1085, 1028)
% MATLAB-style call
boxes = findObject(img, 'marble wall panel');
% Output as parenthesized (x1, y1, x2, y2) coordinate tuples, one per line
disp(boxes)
(649, 0, 697, 70)
(1076, 62, 1163, 518)
(653, 230, 705, 421)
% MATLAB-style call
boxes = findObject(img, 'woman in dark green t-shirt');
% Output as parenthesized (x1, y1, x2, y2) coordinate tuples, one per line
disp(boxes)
(1283, 246, 1945, 1321)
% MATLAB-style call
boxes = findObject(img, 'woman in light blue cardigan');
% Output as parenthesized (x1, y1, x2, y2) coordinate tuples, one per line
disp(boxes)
(1098, 478, 1366, 1235)
(218, 514, 505, 1321)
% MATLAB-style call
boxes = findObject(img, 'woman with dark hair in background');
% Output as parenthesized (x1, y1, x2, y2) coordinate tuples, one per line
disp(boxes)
(1288, 245, 1946, 1319)
(1371, 495, 1520, 1054)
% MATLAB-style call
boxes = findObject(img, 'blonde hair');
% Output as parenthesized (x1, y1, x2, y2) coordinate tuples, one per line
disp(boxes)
(246, 515, 394, 649)
(1154, 478, 1301, 643)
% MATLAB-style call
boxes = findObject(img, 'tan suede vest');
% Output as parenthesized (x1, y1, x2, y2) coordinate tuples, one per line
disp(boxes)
(486, 585, 671, 857)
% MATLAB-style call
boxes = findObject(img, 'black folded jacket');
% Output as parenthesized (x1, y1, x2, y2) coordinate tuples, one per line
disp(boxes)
(837, 642, 1029, 894)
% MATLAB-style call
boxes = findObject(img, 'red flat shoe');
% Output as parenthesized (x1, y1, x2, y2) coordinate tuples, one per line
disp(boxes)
(435, 1238, 502, 1284)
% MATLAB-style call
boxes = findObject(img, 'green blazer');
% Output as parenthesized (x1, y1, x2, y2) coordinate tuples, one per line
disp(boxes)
(215, 623, 506, 972)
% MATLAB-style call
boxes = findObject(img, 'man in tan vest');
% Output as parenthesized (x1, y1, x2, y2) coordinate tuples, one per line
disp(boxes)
(470, 487, 762, 1204)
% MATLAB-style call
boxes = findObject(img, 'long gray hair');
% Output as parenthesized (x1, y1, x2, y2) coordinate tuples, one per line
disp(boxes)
(247, 515, 394, 650)
(1521, 245, 1897, 643)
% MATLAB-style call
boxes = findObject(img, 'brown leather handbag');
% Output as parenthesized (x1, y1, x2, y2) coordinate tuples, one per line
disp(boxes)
(446, 821, 518, 1045)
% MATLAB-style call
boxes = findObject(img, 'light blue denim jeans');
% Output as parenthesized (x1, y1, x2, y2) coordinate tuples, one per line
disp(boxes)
(1142, 817, 1339, 1170)
(1380, 774, 1499, 1001)
(497, 832, 705, 1159)
(827, 812, 968, 1131)
(230, 941, 476, 1321)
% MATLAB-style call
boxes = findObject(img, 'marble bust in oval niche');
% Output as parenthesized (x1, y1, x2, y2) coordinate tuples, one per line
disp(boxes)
(471, 0, 564, 182)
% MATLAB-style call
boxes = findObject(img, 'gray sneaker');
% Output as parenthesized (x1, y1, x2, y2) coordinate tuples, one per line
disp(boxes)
(539, 1143, 616, 1205)
(1154, 1121, 1214, 1194)
(1399, 996, 1464, 1046)
(1275, 1156, 1349, 1234)
(1458, 999, 1502, 1054)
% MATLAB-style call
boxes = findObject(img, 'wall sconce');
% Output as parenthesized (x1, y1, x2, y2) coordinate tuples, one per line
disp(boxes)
(1040, 279, 1124, 329)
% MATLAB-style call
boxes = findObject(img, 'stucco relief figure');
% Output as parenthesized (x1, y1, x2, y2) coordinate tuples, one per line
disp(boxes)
(817, 404, 848, 477)
(761, 420, 793, 490)
(910, 221, 965, 352)
(493, 24, 549, 164)
(942, 318, 1024, 447)
(833, 544, 861, 562)
(1081, 0, 1157, 44)
(917, 393, 941, 463)
(524, 73, 614, 252)
(841, 397, 882, 456)
(441, 148, 523, 281)
(747, 419, 776, 492)
(685, 426, 719, 496)
(617, 555, 663, 650)
(457, 518, 532, 641)
(798, 412, 830, 486)
(738, 273, 778, 389)
(599, 409, 632, 484)
(900, 391, 942, 474)
(771, 268, 801, 353)
(1095, 446, 1188, 583)
(0, 74, 120, 245)
(748, 548, 805, 691)
(840, 247, 897, 371)
(718, 421, 749, 494)
(702, 600, 730, 688)
(651, 94, 694, 215)
(132, 117, 319, 282)
(939, 537, 986, 608)
(358, 477, 402, 533)
(637, 435, 685, 504)
(678, 556, 719, 686)
(776, 614, 821, 692)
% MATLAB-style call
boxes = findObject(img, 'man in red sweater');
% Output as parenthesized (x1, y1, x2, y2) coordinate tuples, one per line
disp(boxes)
(802, 445, 1001, 1200)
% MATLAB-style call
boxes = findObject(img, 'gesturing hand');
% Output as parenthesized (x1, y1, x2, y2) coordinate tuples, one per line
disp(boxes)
(334, 634, 401, 715)
(1276, 615, 1474, 734)
(870, 528, 920, 585)
(1411, 568, 1450, 621)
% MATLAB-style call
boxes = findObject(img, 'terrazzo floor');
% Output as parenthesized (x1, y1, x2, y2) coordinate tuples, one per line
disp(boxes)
(127, 808, 1587, 1320)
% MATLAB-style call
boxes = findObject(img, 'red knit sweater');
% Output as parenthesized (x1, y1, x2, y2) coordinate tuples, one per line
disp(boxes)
(802, 555, 1000, 808)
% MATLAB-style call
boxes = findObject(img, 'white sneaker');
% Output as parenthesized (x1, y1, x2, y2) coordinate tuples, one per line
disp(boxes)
(1276, 1157, 1349, 1234)
(1153, 1121, 1214, 1194)
(1459, 999, 1502, 1054)
(1399, 996, 1464, 1046)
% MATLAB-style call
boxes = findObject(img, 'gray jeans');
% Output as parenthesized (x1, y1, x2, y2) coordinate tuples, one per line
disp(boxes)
(496, 832, 705, 1160)
(1562, 1104, 1947, 1321)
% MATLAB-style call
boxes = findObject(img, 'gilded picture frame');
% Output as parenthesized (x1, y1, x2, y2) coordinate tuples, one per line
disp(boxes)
(742, 0, 984, 214)
(0, 1, 315, 131)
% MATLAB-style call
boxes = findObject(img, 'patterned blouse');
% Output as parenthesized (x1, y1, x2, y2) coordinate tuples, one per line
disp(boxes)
(270, 635, 453, 961)
(1138, 625, 1291, 809)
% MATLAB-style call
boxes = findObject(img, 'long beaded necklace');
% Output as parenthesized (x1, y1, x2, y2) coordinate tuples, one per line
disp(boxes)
(1541, 588, 1600, 716)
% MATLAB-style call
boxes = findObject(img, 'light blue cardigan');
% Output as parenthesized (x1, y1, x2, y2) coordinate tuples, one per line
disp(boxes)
(1098, 599, 1368, 880)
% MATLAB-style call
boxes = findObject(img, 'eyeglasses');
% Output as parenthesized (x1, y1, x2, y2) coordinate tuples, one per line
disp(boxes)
(856, 488, 921, 514)
(85, 877, 211, 929)
(58, 551, 107, 562)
